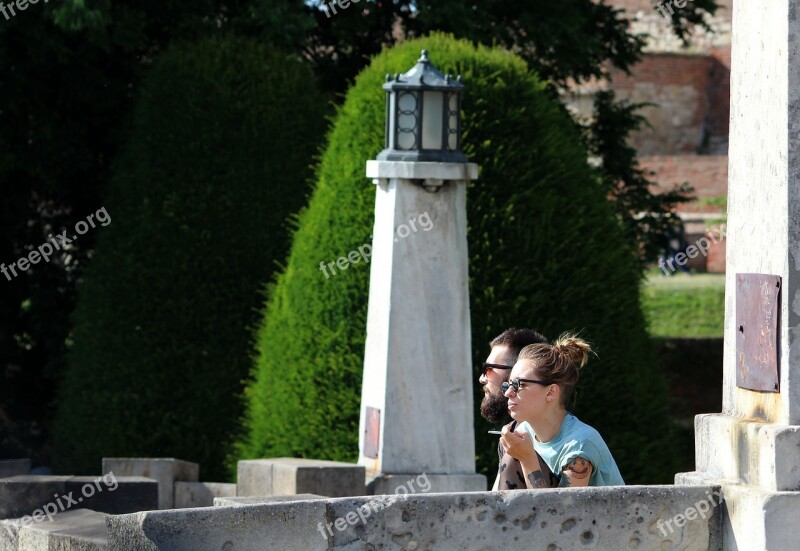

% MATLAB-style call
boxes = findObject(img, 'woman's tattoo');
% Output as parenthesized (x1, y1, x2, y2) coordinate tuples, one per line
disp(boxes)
(527, 469, 550, 488)
(558, 457, 592, 487)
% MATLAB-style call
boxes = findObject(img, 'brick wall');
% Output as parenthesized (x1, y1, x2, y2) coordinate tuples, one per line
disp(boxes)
(641, 154, 728, 212)
(610, 55, 713, 154)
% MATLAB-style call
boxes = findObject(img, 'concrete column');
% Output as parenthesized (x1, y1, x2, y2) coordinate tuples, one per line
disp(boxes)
(676, 2, 800, 550)
(357, 160, 486, 493)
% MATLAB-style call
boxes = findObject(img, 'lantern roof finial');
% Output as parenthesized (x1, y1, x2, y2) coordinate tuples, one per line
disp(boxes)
(382, 50, 464, 92)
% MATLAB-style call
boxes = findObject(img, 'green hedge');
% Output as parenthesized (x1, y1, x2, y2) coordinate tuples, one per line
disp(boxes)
(236, 34, 677, 483)
(53, 36, 327, 479)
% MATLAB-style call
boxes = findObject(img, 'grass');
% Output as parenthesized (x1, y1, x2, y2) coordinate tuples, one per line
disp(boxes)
(641, 271, 726, 338)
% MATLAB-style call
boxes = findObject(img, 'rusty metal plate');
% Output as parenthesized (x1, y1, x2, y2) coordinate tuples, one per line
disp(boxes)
(363, 406, 381, 459)
(736, 273, 781, 392)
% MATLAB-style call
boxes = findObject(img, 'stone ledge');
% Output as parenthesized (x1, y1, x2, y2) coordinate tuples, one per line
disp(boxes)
(213, 494, 324, 506)
(0, 459, 30, 479)
(677, 471, 800, 550)
(237, 458, 365, 498)
(17, 509, 109, 551)
(174, 482, 236, 508)
(368, 473, 486, 494)
(0, 475, 158, 520)
(102, 458, 198, 510)
(694, 413, 800, 491)
(108, 485, 720, 551)
(366, 160, 479, 181)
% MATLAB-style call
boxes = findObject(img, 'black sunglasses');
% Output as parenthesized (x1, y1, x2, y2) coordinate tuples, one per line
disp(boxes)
(502, 377, 553, 395)
(481, 362, 513, 377)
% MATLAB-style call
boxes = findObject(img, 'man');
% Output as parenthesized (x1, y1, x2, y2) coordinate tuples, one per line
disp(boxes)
(479, 328, 554, 490)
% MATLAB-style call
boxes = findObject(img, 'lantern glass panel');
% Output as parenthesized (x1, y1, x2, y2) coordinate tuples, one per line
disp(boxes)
(448, 94, 459, 150)
(422, 91, 444, 150)
(397, 92, 418, 150)
(388, 93, 396, 149)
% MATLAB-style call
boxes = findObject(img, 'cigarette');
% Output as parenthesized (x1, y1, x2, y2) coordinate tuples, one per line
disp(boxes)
(487, 430, 502, 435)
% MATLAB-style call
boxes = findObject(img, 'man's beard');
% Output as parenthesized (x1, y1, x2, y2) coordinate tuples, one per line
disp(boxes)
(480, 391, 510, 425)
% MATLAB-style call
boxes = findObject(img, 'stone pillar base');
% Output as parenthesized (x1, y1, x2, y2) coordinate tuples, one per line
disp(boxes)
(366, 473, 487, 495)
(693, 413, 800, 492)
(676, 471, 800, 551)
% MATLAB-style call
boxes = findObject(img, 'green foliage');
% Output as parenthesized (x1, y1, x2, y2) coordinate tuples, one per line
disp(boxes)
(52, 36, 327, 478)
(0, 0, 718, 464)
(236, 34, 678, 484)
(642, 273, 725, 338)
(308, 0, 719, 90)
(0, 0, 314, 463)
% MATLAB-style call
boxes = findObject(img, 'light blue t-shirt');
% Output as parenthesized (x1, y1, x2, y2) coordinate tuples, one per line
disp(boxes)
(518, 413, 624, 486)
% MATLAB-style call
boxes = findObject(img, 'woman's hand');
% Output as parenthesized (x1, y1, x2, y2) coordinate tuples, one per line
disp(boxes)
(500, 422, 536, 465)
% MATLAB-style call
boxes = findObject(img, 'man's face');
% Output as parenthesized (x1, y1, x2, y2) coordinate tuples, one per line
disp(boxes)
(479, 345, 514, 424)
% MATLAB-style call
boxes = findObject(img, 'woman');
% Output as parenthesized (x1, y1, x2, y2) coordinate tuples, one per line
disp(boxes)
(498, 333, 624, 488)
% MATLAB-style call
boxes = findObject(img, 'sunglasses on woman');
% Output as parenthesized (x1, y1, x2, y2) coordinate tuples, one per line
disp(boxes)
(501, 377, 553, 395)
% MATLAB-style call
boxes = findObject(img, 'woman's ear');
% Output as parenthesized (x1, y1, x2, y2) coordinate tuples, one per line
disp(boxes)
(546, 384, 560, 402)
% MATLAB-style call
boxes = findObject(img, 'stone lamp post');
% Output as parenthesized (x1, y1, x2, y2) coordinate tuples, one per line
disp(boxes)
(357, 50, 486, 493)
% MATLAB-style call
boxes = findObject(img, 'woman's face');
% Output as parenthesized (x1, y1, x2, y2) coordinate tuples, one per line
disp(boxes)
(504, 359, 554, 423)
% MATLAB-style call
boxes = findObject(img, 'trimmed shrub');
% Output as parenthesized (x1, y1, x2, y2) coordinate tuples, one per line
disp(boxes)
(236, 34, 677, 483)
(53, 36, 327, 479)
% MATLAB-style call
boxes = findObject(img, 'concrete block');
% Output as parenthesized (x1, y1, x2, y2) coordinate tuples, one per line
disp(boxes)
(369, 473, 486, 495)
(174, 482, 236, 508)
(213, 494, 324, 507)
(695, 413, 800, 491)
(327, 486, 721, 550)
(677, 471, 800, 551)
(0, 476, 70, 520)
(101, 458, 198, 509)
(0, 460, 30, 479)
(18, 509, 108, 551)
(366, 160, 479, 181)
(0, 474, 158, 524)
(237, 458, 365, 498)
(108, 485, 719, 551)
(107, 500, 329, 551)
(65, 477, 158, 515)
(1, 517, 25, 551)
(236, 460, 272, 497)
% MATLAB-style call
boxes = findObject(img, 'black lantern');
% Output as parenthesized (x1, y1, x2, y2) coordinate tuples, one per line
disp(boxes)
(377, 50, 467, 163)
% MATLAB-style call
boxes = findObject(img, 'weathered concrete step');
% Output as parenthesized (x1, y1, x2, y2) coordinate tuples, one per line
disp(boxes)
(102, 458, 198, 510)
(0, 476, 157, 520)
(213, 494, 324, 506)
(5, 509, 108, 551)
(107, 485, 722, 551)
(174, 482, 236, 508)
(236, 458, 365, 498)
(0, 460, 30, 479)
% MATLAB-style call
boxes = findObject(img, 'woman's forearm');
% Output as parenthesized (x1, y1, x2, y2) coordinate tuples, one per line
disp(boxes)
(520, 459, 550, 489)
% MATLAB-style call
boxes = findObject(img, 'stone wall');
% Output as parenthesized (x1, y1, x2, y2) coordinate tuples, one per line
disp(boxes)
(107, 486, 722, 551)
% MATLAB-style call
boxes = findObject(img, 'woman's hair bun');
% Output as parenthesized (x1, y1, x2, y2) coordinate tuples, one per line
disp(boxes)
(553, 333, 593, 369)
